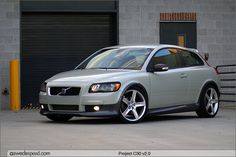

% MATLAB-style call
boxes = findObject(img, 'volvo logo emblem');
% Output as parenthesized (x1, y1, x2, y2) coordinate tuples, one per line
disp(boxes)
(57, 87, 70, 95)
(61, 88, 67, 94)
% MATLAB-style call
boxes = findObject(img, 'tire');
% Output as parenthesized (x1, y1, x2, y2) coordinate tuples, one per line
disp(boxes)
(119, 87, 148, 123)
(46, 115, 73, 122)
(196, 85, 219, 118)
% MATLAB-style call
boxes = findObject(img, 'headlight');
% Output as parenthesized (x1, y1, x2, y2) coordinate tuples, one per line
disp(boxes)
(89, 82, 121, 93)
(40, 82, 47, 92)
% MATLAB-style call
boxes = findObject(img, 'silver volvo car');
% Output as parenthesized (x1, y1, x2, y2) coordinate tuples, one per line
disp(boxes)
(40, 45, 220, 123)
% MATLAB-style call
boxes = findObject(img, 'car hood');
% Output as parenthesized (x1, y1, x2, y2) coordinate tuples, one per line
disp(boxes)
(46, 69, 138, 83)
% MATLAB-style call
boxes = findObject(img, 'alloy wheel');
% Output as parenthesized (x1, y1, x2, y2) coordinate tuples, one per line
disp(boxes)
(204, 88, 219, 115)
(120, 89, 146, 122)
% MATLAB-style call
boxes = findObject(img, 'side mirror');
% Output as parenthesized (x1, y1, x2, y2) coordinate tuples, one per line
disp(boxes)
(153, 64, 168, 72)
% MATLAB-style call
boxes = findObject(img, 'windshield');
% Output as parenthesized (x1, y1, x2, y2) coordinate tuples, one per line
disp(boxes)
(77, 48, 153, 70)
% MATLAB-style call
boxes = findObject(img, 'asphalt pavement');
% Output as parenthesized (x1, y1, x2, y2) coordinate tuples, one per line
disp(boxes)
(1, 107, 235, 156)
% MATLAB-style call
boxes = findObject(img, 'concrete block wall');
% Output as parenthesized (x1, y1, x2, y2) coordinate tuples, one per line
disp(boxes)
(0, 0, 20, 110)
(119, 0, 236, 66)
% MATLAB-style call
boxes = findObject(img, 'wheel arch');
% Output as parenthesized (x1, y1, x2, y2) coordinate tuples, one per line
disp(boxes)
(121, 82, 149, 105)
(198, 80, 220, 102)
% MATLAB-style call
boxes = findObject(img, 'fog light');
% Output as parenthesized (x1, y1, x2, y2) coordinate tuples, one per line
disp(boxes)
(93, 106, 100, 111)
(41, 105, 44, 109)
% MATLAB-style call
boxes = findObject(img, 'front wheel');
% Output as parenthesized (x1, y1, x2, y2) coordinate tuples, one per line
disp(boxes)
(196, 85, 219, 118)
(46, 115, 73, 122)
(119, 87, 147, 123)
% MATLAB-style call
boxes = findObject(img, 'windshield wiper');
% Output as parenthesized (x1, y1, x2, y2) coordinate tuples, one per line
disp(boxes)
(84, 67, 137, 70)
(87, 67, 123, 70)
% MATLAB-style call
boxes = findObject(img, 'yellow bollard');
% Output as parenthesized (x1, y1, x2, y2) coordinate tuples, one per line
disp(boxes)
(10, 59, 20, 112)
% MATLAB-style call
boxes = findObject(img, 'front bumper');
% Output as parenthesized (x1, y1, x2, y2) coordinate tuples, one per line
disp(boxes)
(40, 110, 119, 117)
(40, 102, 120, 117)
(39, 82, 123, 117)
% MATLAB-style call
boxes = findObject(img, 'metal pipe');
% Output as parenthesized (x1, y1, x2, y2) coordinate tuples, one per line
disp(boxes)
(10, 59, 20, 112)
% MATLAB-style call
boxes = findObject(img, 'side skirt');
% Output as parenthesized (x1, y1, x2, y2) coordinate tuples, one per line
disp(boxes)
(148, 103, 199, 115)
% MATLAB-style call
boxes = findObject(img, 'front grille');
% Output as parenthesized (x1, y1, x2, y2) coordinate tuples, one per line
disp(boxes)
(51, 105, 79, 111)
(50, 87, 80, 96)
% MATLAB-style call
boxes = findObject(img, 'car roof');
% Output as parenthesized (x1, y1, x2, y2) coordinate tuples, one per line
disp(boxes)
(105, 44, 198, 52)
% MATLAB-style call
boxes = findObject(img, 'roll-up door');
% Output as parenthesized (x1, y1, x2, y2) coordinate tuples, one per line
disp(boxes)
(21, 12, 117, 107)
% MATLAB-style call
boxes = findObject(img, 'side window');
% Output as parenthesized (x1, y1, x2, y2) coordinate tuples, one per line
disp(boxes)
(151, 48, 181, 69)
(179, 50, 204, 67)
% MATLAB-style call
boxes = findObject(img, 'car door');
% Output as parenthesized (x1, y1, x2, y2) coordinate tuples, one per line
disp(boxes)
(148, 48, 189, 108)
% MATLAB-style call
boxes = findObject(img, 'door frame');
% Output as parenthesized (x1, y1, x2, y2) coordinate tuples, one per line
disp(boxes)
(159, 21, 197, 48)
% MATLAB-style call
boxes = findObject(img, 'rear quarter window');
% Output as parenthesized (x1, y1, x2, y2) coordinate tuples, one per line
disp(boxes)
(179, 50, 204, 67)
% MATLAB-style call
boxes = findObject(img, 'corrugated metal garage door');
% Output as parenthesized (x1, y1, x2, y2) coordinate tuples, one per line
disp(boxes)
(21, 12, 117, 107)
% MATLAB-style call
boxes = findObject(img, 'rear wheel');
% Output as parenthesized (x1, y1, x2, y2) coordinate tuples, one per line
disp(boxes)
(119, 87, 147, 123)
(196, 85, 219, 118)
(46, 115, 73, 122)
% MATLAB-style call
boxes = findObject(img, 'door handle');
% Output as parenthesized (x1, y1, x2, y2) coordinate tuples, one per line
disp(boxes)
(180, 73, 188, 78)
